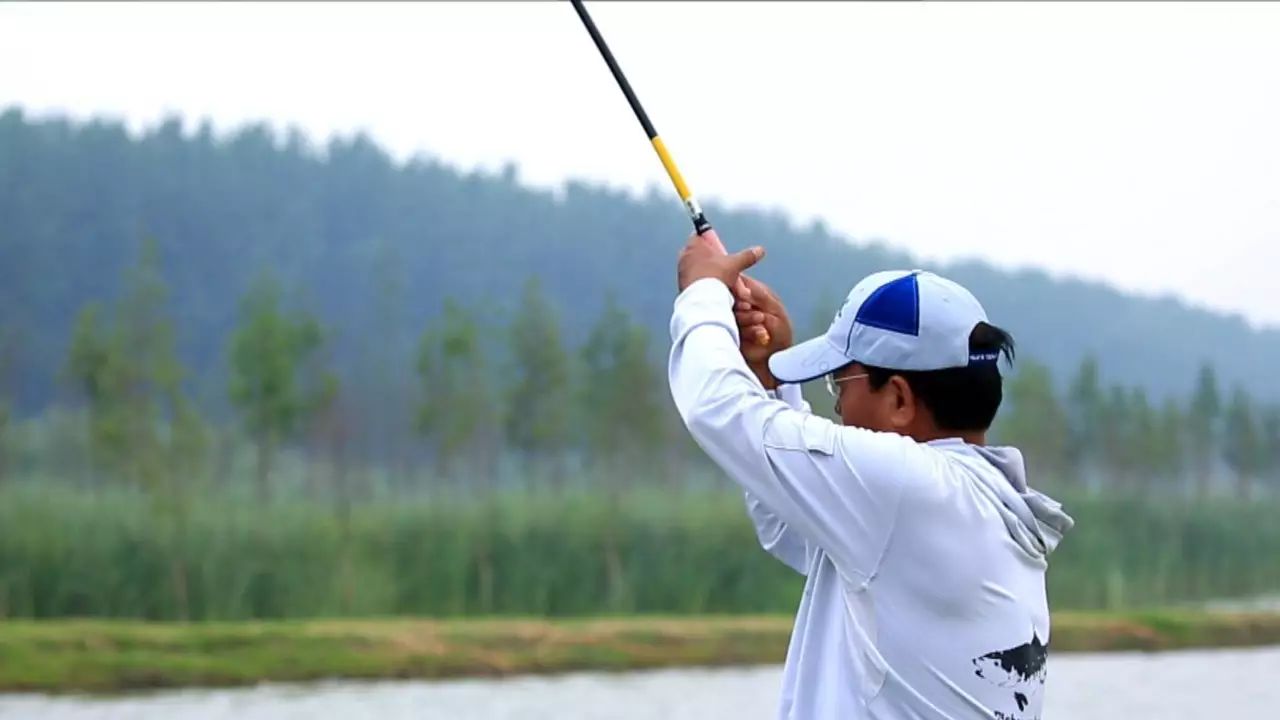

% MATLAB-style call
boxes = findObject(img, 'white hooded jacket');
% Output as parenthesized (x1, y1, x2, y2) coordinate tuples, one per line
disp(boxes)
(669, 279, 1074, 720)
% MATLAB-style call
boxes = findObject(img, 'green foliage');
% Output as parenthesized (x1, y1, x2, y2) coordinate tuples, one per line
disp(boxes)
(8, 110, 1280, 629)
(1128, 389, 1159, 491)
(64, 304, 110, 403)
(1223, 387, 1263, 499)
(227, 274, 327, 500)
(416, 300, 497, 482)
(998, 360, 1070, 481)
(1188, 363, 1222, 496)
(63, 303, 111, 480)
(0, 400, 8, 485)
(1099, 385, 1143, 489)
(0, 326, 13, 484)
(60, 241, 204, 492)
(504, 278, 571, 468)
(1262, 407, 1280, 487)
(2, 482, 1280, 620)
(1066, 355, 1104, 478)
(578, 297, 666, 474)
(1154, 399, 1187, 490)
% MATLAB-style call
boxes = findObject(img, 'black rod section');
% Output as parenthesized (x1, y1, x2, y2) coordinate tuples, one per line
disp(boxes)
(571, 0, 658, 140)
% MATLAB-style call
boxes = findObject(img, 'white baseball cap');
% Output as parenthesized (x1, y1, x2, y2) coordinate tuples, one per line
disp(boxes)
(768, 270, 996, 384)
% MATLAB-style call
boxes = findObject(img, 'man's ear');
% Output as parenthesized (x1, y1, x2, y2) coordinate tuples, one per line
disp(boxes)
(887, 375, 916, 430)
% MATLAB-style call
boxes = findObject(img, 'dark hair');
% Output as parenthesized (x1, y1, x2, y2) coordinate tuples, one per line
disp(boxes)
(862, 323, 1016, 431)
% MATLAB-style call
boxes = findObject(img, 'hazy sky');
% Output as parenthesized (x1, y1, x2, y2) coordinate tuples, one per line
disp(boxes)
(3, 2, 1278, 326)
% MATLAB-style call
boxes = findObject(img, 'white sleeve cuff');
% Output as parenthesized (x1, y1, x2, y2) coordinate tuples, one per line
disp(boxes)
(669, 278, 738, 345)
(776, 383, 806, 410)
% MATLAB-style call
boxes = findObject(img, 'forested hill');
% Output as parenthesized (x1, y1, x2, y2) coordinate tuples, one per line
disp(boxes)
(1, 107, 1275, 412)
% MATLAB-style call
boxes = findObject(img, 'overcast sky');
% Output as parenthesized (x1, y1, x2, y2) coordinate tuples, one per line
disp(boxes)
(3, 2, 1278, 327)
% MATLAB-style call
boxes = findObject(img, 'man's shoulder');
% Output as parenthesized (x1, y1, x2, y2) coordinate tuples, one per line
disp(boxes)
(827, 425, 948, 495)
(850, 435, 979, 499)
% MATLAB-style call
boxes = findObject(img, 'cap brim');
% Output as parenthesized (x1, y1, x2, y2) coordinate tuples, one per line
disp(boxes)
(768, 335, 853, 384)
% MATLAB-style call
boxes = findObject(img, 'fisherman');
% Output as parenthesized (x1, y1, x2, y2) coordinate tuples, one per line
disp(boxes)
(668, 231, 1074, 720)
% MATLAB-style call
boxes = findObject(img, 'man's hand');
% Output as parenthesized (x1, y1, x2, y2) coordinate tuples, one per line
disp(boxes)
(733, 275, 793, 390)
(677, 230, 765, 294)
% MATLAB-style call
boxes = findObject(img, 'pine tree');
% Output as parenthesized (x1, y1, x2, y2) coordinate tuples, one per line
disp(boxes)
(1188, 363, 1222, 497)
(1066, 356, 1104, 488)
(1222, 387, 1261, 500)
(998, 360, 1070, 483)
(1155, 398, 1187, 494)
(1099, 386, 1133, 490)
(1129, 389, 1158, 494)
(1260, 406, 1280, 493)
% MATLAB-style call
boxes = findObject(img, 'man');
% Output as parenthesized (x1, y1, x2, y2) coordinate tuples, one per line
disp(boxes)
(668, 232, 1073, 720)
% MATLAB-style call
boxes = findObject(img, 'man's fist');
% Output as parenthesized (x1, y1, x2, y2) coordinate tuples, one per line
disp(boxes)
(677, 231, 765, 294)
(733, 275, 793, 390)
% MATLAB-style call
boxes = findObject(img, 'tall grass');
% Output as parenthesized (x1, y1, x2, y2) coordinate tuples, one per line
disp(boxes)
(1, 482, 1278, 620)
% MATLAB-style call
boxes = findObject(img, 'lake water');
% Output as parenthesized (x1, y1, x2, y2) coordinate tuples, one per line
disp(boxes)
(3, 646, 1277, 719)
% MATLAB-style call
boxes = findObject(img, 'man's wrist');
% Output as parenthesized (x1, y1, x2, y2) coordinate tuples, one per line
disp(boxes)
(748, 359, 780, 390)
(679, 270, 734, 294)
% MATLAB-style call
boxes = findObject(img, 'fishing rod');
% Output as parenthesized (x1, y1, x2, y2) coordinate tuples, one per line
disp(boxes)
(569, 0, 712, 235)
(570, 0, 770, 346)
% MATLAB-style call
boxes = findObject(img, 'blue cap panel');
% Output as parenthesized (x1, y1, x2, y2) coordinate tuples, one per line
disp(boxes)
(853, 273, 920, 337)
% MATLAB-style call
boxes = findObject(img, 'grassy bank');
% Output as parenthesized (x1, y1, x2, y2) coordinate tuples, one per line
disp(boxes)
(3, 611, 1280, 693)
(4, 483, 1280, 619)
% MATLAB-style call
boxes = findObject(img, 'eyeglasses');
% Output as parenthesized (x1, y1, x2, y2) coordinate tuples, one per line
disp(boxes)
(824, 372, 869, 398)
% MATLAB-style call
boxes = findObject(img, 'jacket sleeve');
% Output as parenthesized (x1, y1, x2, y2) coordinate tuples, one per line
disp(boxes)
(744, 491, 812, 575)
(669, 279, 924, 583)
(744, 384, 815, 575)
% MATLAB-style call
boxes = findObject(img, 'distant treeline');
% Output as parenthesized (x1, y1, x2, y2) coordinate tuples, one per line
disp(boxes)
(1, 240, 1277, 501)
(2, 107, 1279, 432)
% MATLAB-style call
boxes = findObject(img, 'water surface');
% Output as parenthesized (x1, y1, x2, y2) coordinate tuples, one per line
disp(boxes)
(3, 646, 1277, 719)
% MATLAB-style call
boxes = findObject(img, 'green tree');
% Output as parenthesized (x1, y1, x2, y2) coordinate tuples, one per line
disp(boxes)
(64, 302, 112, 484)
(505, 278, 571, 482)
(108, 238, 188, 492)
(60, 241, 206, 618)
(228, 275, 326, 501)
(578, 296, 666, 476)
(416, 300, 497, 485)
(1099, 385, 1133, 490)
(1260, 406, 1280, 492)
(1154, 398, 1187, 494)
(1222, 387, 1262, 500)
(577, 296, 667, 610)
(0, 398, 7, 484)
(0, 326, 14, 485)
(1188, 363, 1221, 497)
(1128, 389, 1159, 494)
(1066, 355, 1104, 489)
(998, 360, 1070, 483)
(60, 241, 202, 492)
